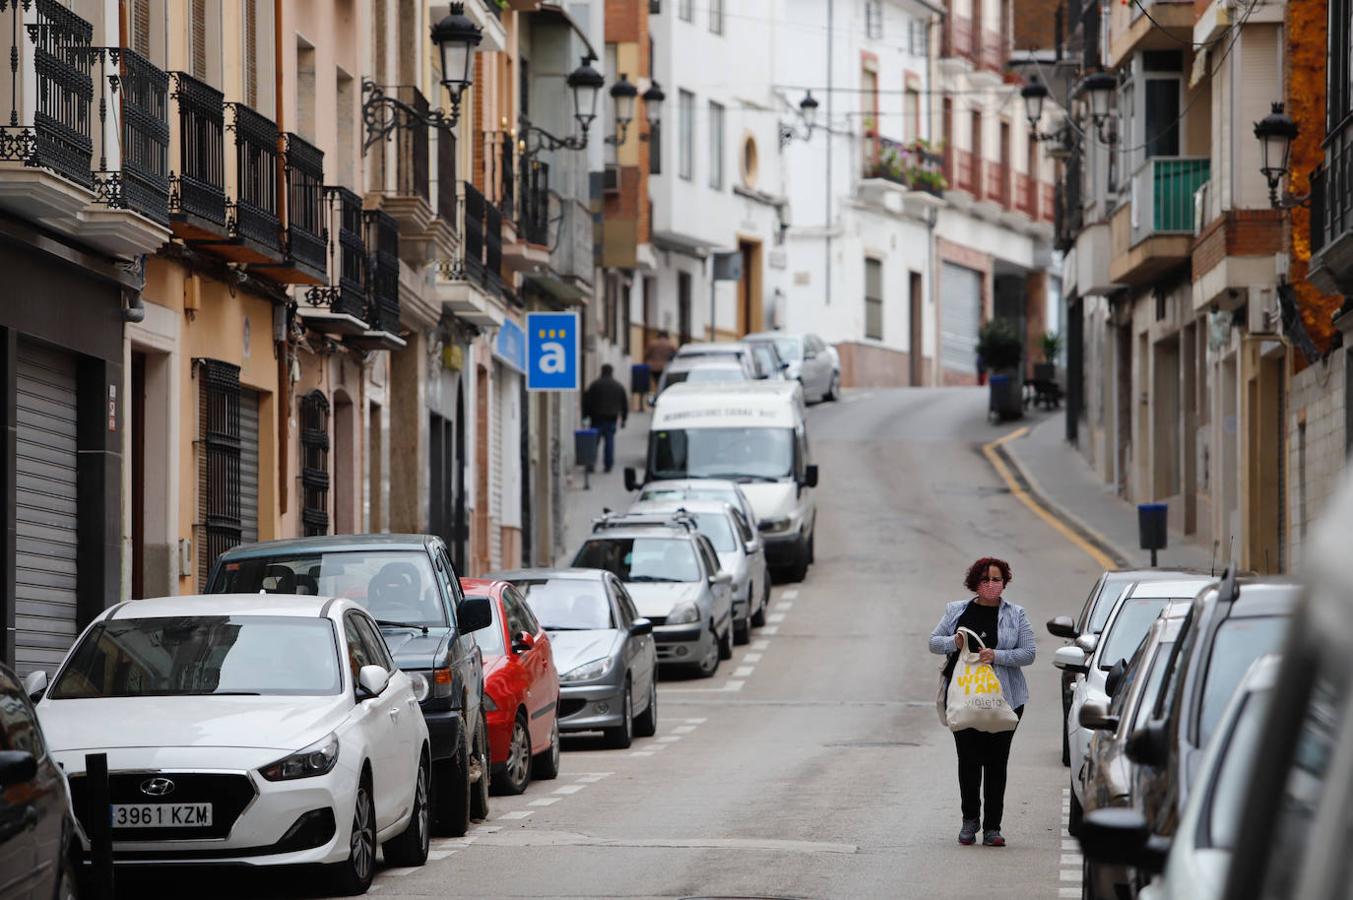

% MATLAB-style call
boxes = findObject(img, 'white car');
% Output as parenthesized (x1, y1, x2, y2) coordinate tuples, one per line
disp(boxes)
(29, 594, 432, 895)
(1056, 577, 1213, 831)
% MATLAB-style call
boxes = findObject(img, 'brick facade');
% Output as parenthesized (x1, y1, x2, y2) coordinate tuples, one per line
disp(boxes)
(1192, 210, 1285, 279)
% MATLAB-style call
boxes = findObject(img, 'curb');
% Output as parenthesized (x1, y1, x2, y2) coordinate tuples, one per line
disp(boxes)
(982, 428, 1130, 570)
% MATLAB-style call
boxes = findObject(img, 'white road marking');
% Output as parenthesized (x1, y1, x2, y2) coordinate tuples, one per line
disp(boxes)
(529, 797, 561, 806)
(767, 612, 786, 624)
(646, 743, 669, 751)
(684, 717, 708, 724)
(1061, 854, 1082, 866)
(1059, 870, 1078, 881)
(427, 848, 457, 861)
(1062, 839, 1077, 851)
(779, 601, 794, 610)
(628, 750, 654, 757)
(657, 735, 682, 743)
(724, 679, 745, 691)
(574, 773, 612, 783)
(553, 784, 585, 794)
(498, 810, 533, 820)
(743, 652, 763, 663)
(1059, 890, 1080, 898)
(734, 665, 755, 677)
(385, 866, 420, 877)
(762, 626, 779, 635)
(781, 589, 800, 600)
(672, 725, 696, 734)
(751, 639, 771, 650)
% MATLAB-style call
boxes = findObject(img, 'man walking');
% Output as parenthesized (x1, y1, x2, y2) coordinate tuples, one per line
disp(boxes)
(582, 363, 629, 473)
(643, 329, 677, 403)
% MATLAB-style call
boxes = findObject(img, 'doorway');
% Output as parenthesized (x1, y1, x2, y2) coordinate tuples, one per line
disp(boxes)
(736, 239, 763, 336)
(1247, 354, 1283, 572)
(333, 391, 355, 534)
(131, 352, 146, 599)
(908, 271, 923, 386)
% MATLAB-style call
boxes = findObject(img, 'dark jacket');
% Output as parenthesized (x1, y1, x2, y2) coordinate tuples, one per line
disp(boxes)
(583, 375, 629, 424)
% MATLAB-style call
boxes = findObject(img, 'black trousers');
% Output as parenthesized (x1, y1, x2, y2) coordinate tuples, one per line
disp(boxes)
(952, 705, 1024, 830)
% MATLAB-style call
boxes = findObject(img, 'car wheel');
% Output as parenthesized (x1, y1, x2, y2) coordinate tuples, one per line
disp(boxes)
(718, 620, 734, 660)
(783, 551, 808, 584)
(633, 678, 658, 738)
(383, 753, 430, 867)
(532, 714, 561, 780)
(734, 603, 751, 645)
(751, 583, 768, 627)
(328, 771, 377, 895)
(603, 682, 634, 749)
(433, 722, 472, 837)
(1068, 787, 1084, 838)
(825, 371, 840, 401)
(470, 712, 491, 820)
(494, 712, 532, 795)
(55, 852, 78, 900)
(696, 626, 720, 677)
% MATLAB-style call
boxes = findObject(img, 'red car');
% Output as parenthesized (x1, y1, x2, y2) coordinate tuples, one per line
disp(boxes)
(460, 577, 562, 794)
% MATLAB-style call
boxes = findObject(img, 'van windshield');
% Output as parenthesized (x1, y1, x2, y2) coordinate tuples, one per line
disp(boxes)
(649, 428, 794, 481)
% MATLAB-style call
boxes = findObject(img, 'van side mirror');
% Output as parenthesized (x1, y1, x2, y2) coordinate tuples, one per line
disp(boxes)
(801, 465, 819, 488)
(22, 670, 47, 702)
(1078, 808, 1170, 874)
(1046, 616, 1079, 639)
(457, 595, 493, 634)
(624, 467, 640, 492)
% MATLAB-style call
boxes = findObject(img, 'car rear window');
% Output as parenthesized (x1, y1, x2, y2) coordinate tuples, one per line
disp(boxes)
(516, 580, 614, 631)
(1098, 598, 1170, 670)
(1198, 616, 1289, 744)
(572, 537, 701, 583)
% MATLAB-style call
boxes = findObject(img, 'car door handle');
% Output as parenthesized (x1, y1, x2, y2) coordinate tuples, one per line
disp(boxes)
(389, 707, 401, 720)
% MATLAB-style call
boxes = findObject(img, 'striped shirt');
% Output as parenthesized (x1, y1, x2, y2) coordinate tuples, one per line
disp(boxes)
(929, 598, 1037, 710)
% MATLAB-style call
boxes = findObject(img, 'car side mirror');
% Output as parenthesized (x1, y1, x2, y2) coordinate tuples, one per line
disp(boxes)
(1105, 660, 1128, 698)
(711, 572, 733, 587)
(804, 348, 818, 360)
(357, 664, 391, 699)
(624, 467, 640, 492)
(744, 540, 760, 555)
(512, 631, 536, 654)
(22, 670, 47, 702)
(1079, 699, 1120, 732)
(629, 617, 653, 636)
(456, 595, 493, 633)
(1053, 645, 1089, 674)
(802, 464, 819, 488)
(1046, 616, 1079, 640)
(1126, 720, 1169, 768)
(0, 751, 36, 787)
(1074, 633, 1099, 654)
(1078, 808, 1170, 873)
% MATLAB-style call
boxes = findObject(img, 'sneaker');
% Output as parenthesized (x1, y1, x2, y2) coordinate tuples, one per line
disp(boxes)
(958, 819, 979, 845)
(983, 830, 1006, 847)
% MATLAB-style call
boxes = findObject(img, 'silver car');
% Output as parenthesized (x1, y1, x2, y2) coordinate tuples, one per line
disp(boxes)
(571, 520, 734, 677)
(626, 499, 768, 644)
(487, 568, 658, 749)
(634, 478, 759, 541)
(744, 331, 839, 402)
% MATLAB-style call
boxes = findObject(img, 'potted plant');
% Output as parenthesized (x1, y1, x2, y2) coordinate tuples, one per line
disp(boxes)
(1035, 331, 1062, 383)
(977, 318, 1024, 421)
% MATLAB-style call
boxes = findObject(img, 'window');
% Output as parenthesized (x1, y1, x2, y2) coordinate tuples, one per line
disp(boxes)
(300, 391, 330, 536)
(1098, 598, 1170, 669)
(678, 0, 692, 22)
(1330, 0, 1353, 131)
(709, 0, 724, 34)
(1198, 617, 1289, 744)
(695, 535, 720, 576)
(865, 258, 884, 340)
(708, 101, 725, 189)
(572, 537, 703, 583)
(469, 597, 506, 655)
(343, 614, 377, 681)
(678, 271, 693, 342)
(197, 360, 241, 590)
(244, 0, 259, 106)
(678, 89, 695, 180)
(904, 87, 921, 142)
(502, 591, 532, 641)
(1144, 78, 1180, 158)
(518, 579, 613, 630)
(131, 0, 151, 58)
(190, 0, 208, 80)
(865, 0, 883, 39)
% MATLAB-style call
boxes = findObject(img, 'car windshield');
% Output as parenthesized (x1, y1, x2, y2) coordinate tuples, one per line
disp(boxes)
(686, 367, 746, 384)
(1204, 687, 1272, 849)
(572, 537, 702, 583)
(211, 550, 447, 627)
(467, 596, 506, 656)
(691, 513, 737, 551)
(1098, 598, 1171, 669)
(49, 615, 342, 698)
(1199, 617, 1289, 744)
(662, 370, 690, 387)
(1087, 575, 1138, 633)
(649, 427, 794, 480)
(517, 580, 614, 630)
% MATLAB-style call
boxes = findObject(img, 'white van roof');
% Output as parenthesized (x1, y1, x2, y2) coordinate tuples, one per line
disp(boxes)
(651, 382, 803, 430)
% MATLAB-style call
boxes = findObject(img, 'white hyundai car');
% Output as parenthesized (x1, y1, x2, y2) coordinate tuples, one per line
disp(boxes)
(29, 594, 431, 895)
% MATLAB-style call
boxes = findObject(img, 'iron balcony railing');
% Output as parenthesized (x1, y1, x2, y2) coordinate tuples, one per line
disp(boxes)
(283, 132, 326, 275)
(863, 136, 946, 196)
(1312, 125, 1353, 261)
(365, 209, 400, 334)
(437, 127, 457, 223)
(438, 180, 505, 298)
(169, 70, 227, 227)
(1128, 156, 1209, 246)
(519, 158, 550, 245)
(307, 186, 367, 321)
(89, 47, 170, 223)
(227, 101, 280, 250)
(396, 85, 430, 202)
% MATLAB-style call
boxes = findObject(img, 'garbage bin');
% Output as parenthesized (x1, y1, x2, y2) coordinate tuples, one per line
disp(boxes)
(631, 363, 651, 396)
(988, 374, 1023, 422)
(574, 428, 600, 471)
(1139, 503, 1168, 566)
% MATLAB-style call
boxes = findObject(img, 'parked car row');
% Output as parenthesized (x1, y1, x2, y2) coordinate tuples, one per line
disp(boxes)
(655, 332, 841, 405)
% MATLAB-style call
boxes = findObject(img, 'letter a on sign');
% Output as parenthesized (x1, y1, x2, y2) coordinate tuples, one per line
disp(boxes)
(526, 311, 580, 391)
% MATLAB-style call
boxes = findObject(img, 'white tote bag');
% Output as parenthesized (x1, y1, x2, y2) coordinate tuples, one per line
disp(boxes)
(944, 627, 1019, 733)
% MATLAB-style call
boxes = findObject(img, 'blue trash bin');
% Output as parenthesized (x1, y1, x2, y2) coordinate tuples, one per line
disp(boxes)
(575, 428, 600, 471)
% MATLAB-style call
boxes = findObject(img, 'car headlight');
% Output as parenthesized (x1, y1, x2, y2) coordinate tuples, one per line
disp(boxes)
(483, 693, 498, 712)
(409, 672, 430, 703)
(759, 517, 792, 533)
(260, 732, 339, 782)
(667, 602, 700, 625)
(561, 658, 613, 683)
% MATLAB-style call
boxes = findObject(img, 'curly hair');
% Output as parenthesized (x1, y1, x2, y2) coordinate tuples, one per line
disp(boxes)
(964, 557, 1013, 592)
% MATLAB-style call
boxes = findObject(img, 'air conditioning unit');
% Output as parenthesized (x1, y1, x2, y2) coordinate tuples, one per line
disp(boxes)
(649, 0, 661, 12)
(603, 164, 621, 195)
(1246, 285, 1280, 335)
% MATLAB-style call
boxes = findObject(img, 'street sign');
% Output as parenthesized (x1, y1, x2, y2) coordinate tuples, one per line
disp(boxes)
(526, 311, 580, 391)
(494, 318, 526, 373)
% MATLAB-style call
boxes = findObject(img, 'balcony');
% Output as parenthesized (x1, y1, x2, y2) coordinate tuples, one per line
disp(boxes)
(980, 29, 1008, 73)
(1109, 156, 1208, 285)
(0, 1, 171, 256)
(347, 210, 405, 350)
(1309, 125, 1353, 294)
(373, 86, 443, 263)
(944, 147, 979, 196)
(505, 157, 551, 272)
(524, 198, 591, 305)
(941, 14, 974, 65)
(252, 133, 326, 284)
(301, 187, 368, 335)
(984, 162, 1009, 207)
(224, 103, 282, 263)
(1109, 0, 1193, 69)
(862, 137, 947, 198)
(168, 71, 227, 240)
(435, 181, 509, 327)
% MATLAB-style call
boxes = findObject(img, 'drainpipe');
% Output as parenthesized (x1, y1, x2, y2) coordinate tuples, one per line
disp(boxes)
(274, 0, 291, 516)
(825, 0, 833, 308)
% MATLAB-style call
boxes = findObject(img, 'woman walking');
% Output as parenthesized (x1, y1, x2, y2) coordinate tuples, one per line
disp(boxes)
(929, 557, 1036, 847)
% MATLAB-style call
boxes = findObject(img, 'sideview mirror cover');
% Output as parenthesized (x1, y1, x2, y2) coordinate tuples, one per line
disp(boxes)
(457, 595, 493, 634)
(1046, 616, 1079, 639)
(22, 670, 47, 702)
(357, 664, 390, 699)
(629, 617, 653, 636)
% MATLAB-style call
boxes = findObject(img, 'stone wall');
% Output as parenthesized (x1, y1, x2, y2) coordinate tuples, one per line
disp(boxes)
(1287, 346, 1348, 565)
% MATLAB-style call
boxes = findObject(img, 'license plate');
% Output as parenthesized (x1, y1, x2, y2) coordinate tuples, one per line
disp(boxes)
(111, 803, 213, 828)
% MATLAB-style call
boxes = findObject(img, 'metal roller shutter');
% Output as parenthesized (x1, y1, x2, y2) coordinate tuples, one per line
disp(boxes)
(239, 389, 260, 544)
(15, 341, 79, 675)
(940, 262, 983, 376)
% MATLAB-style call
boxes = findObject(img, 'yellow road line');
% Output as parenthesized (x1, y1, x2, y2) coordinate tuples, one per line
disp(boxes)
(982, 428, 1119, 571)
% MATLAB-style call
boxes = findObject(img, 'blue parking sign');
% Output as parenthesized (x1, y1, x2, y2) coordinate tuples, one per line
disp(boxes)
(526, 312, 580, 391)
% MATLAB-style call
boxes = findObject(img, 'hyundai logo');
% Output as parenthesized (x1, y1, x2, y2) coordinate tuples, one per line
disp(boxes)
(139, 777, 175, 797)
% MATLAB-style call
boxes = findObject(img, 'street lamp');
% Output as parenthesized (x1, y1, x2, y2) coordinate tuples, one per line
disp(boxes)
(1253, 102, 1302, 207)
(644, 80, 665, 129)
(605, 73, 639, 145)
(779, 91, 819, 148)
(519, 56, 614, 156)
(360, 2, 483, 153)
(566, 56, 605, 134)
(1076, 71, 1118, 144)
(1021, 77, 1048, 130)
(799, 91, 819, 130)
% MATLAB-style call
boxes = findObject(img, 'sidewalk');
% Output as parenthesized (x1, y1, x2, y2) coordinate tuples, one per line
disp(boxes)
(555, 410, 652, 566)
(1000, 413, 1218, 573)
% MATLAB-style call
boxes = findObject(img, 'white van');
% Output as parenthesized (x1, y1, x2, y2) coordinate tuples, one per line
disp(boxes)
(624, 381, 818, 581)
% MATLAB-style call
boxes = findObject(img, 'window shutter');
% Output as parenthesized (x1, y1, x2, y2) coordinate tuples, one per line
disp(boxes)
(244, 0, 258, 107)
(132, 0, 150, 57)
(195, 360, 242, 591)
(191, 0, 207, 81)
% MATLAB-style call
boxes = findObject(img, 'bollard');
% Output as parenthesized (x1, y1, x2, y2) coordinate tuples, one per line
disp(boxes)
(84, 752, 115, 899)
(1138, 503, 1168, 567)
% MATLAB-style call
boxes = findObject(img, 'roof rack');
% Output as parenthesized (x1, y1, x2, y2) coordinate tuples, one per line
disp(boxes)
(591, 507, 700, 533)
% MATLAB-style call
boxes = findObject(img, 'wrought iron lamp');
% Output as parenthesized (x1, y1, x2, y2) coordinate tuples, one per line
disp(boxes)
(1076, 71, 1118, 145)
(520, 56, 609, 155)
(1253, 102, 1306, 208)
(779, 91, 820, 149)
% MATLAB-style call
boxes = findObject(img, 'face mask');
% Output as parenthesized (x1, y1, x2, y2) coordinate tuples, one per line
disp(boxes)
(977, 580, 1004, 601)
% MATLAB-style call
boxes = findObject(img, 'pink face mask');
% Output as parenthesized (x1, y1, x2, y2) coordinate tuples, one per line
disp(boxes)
(977, 580, 1004, 601)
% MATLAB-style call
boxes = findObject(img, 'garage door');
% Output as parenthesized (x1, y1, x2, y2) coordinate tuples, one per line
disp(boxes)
(240, 389, 260, 544)
(15, 341, 79, 675)
(940, 262, 983, 377)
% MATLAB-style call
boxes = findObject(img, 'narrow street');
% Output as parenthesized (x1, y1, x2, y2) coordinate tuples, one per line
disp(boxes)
(332, 389, 1094, 899)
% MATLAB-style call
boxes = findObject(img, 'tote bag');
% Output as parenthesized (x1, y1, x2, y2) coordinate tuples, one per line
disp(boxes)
(944, 627, 1019, 733)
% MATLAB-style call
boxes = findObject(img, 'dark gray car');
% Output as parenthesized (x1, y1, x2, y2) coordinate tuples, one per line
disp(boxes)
(488, 568, 658, 750)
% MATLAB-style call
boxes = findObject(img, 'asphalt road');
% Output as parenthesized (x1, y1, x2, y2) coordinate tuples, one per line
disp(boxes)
(131, 388, 1101, 900)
